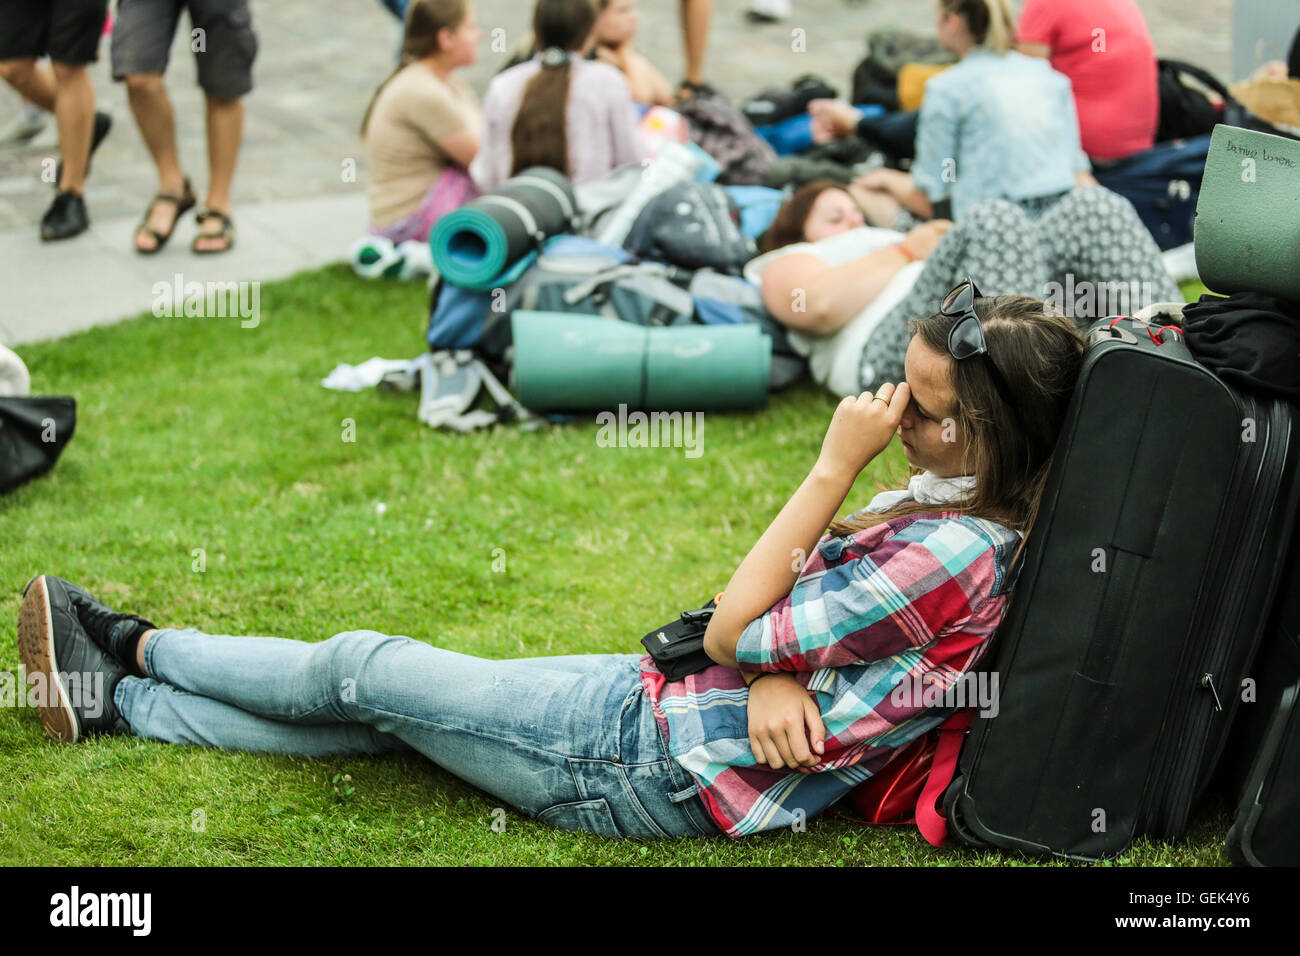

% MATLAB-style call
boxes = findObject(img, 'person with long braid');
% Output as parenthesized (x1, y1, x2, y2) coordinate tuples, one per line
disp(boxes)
(470, 0, 645, 192)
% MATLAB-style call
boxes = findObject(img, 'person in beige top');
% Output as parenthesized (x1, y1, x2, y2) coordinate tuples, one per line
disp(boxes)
(362, 0, 484, 243)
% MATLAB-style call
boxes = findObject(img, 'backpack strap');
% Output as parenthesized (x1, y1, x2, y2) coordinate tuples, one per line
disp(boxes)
(417, 350, 544, 432)
(915, 707, 973, 847)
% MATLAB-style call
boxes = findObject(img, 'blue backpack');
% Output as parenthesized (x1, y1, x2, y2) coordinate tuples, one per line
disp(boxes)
(1092, 134, 1211, 250)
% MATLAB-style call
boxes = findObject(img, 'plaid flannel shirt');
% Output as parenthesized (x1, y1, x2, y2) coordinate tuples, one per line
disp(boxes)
(639, 511, 1023, 838)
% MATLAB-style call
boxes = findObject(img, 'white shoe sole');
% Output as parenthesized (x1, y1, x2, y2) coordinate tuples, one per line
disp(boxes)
(16, 576, 80, 743)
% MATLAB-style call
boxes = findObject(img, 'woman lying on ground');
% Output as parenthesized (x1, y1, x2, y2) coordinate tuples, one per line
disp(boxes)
(751, 178, 1180, 395)
(361, 0, 484, 245)
(19, 283, 1085, 840)
(470, 0, 645, 192)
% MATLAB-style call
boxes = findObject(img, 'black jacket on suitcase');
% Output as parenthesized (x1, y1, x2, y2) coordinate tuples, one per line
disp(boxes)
(940, 315, 1300, 861)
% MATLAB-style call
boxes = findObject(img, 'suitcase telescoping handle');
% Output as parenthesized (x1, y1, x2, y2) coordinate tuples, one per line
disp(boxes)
(1108, 315, 1183, 345)
(1088, 314, 1184, 349)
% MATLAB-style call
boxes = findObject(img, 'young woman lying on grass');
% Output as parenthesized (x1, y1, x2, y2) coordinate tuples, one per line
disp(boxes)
(17, 282, 1084, 839)
(751, 179, 1178, 397)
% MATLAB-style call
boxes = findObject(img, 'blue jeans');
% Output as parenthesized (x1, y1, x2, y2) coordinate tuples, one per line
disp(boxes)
(113, 628, 720, 839)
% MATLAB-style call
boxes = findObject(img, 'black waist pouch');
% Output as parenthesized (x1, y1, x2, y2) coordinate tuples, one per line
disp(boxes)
(640, 599, 718, 681)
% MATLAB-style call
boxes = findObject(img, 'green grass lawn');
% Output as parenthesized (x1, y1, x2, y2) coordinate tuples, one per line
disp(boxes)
(0, 268, 1231, 866)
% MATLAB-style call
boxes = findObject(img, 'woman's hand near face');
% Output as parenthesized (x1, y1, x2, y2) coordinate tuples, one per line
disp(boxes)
(902, 220, 951, 260)
(815, 381, 910, 484)
(748, 673, 827, 770)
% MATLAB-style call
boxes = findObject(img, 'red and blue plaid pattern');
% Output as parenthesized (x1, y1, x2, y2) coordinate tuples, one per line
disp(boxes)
(639, 511, 1023, 838)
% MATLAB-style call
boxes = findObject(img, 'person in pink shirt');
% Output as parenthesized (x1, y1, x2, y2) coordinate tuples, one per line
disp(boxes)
(1016, 0, 1158, 162)
(469, 0, 645, 191)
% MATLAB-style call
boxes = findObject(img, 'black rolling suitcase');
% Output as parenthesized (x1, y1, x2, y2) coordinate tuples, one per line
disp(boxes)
(940, 313, 1300, 861)
(1222, 519, 1300, 866)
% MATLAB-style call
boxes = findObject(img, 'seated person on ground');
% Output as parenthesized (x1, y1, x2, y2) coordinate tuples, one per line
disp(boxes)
(591, 0, 676, 108)
(470, 0, 646, 191)
(809, 0, 1097, 232)
(1015, 0, 1158, 164)
(362, 0, 484, 244)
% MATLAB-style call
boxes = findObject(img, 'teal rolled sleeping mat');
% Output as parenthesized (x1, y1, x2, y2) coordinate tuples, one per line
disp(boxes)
(509, 311, 771, 411)
(430, 166, 576, 290)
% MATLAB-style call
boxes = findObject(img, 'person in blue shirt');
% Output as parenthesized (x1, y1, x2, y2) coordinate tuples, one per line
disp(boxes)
(811, 0, 1099, 230)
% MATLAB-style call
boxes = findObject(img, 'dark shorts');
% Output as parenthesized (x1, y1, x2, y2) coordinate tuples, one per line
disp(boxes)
(110, 0, 257, 100)
(0, 0, 109, 64)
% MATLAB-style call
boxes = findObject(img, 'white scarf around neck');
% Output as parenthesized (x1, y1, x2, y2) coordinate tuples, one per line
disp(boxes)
(862, 470, 976, 514)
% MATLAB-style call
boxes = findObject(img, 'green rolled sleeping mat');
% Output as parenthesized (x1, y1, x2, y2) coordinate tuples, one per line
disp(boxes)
(1195, 125, 1300, 303)
(430, 167, 577, 290)
(509, 311, 771, 411)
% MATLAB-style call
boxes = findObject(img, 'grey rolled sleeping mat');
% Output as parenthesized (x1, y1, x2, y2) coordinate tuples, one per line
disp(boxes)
(429, 166, 577, 290)
(1194, 124, 1300, 303)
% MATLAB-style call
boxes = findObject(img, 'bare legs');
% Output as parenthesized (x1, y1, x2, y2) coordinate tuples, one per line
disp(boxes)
(197, 94, 242, 251)
(124, 72, 242, 252)
(126, 72, 185, 250)
(137, 628, 157, 675)
(679, 0, 711, 88)
(0, 58, 94, 193)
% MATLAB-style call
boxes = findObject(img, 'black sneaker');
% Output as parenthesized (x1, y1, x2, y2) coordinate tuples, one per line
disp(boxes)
(54, 110, 112, 188)
(16, 575, 132, 742)
(24, 575, 155, 676)
(40, 190, 89, 241)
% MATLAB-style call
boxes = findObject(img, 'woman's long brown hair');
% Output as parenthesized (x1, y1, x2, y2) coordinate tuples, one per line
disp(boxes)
(826, 295, 1086, 573)
(361, 0, 468, 137)
(509, 0, 597, 177)
(757, 179, 859, 254)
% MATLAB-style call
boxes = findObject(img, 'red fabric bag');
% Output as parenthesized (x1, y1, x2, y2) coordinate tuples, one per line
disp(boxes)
(837, 708, 972, 846)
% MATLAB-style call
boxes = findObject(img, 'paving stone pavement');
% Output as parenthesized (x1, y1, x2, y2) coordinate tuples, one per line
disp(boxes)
(0, 0, 1235, 345)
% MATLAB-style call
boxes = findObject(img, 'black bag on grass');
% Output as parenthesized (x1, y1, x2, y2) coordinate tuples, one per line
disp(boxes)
(0, 396, 76, 494)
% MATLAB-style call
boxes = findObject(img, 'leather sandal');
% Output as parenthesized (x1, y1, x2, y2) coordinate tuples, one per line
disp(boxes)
(192, 208, 235, 255)
(134, 178, 196, 255)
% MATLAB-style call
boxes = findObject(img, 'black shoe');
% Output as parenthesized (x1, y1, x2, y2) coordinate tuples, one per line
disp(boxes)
(25, 575, 155, 676)
(40, 190, 89, 241)
(16, 575, 132, 742)
(54, 110, 112, 189)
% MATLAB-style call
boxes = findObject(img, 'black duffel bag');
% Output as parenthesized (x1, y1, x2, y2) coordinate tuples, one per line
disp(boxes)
(1157, 59, 1300, 143)
(0, 396, 76, 494)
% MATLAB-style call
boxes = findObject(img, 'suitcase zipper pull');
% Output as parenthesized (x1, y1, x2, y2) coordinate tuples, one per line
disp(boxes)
(1201, 672, 1223, 712)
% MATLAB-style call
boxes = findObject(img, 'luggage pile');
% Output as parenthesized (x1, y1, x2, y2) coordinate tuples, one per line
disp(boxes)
(843, 125, 1300, 865)
(417, 148, 805, 431)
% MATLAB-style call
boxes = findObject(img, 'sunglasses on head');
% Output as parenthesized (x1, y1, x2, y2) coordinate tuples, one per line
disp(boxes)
(940, 277, 1022, 426)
